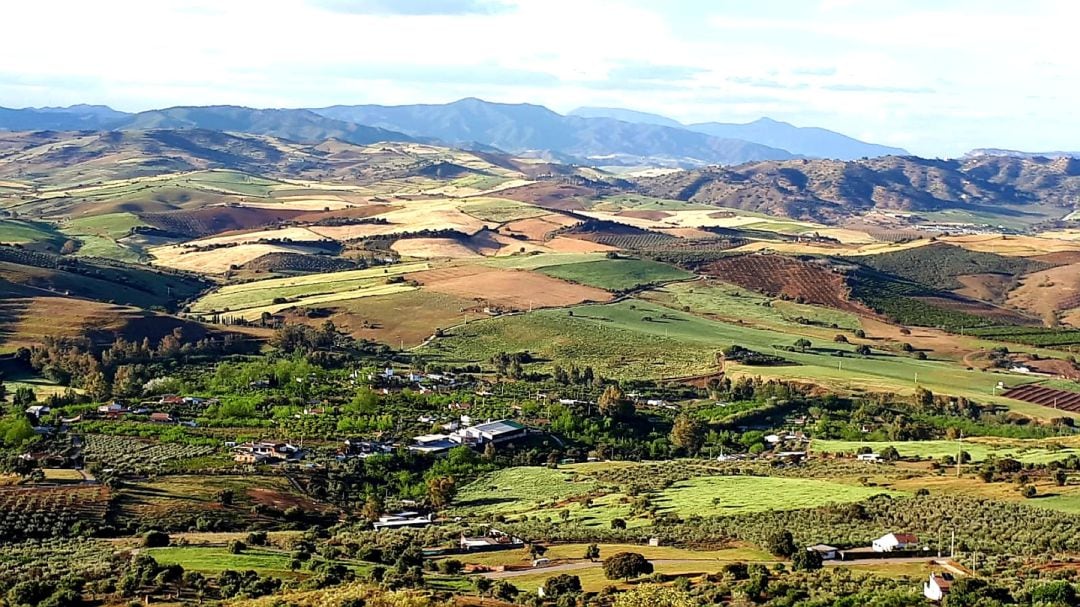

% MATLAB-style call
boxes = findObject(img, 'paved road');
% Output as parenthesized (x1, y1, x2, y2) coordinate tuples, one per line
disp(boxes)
(482, 555, 946, 580)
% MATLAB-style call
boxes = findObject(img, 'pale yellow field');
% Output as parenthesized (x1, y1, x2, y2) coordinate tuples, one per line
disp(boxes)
(180, 227, 330, 248)
(310, 206, 496, 240)
(238, 199, 355, 211)
(731, 239, 931, 256)
(230, 284, 419, 320)
(150, 243, 311, 273)
(391, 238, 482, 259)
(196, 262, 431, 300)
(942, 234, 1080, 256)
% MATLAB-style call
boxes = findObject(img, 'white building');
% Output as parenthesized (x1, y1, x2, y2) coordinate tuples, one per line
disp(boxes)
(923, 573, 953, 601)
(872, 532, 919, 552)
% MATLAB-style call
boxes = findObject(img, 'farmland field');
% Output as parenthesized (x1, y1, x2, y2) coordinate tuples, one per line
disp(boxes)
(147, 546, 368, 578)
(411, 264, 613, 310)
(0, 219, 65, 246)
(536, 258, 694, 291)
(450, 467, 598, 517)
(423, 299, 1032, 405)
(812, 438, 1080, 463)
(642, 280, 862, 331)
(189, 263, 430, 314)
(652, 476, 899, 516)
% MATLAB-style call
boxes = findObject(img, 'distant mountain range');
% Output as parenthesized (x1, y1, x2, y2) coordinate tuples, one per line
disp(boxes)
(0, 98, 909, 167)
(311, 97, 796, 167)
(965, 148, 1080, 160)
(570, 107, 909, 159)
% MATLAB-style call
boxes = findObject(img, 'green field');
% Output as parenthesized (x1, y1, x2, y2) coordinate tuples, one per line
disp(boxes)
(654, 476, 898, 517)
(812, 438, 1080, 463)
(459, 197, 547, 222)
(536, 258, 694, 291)
(0, 219, 64, 246)
(644, 281, 861, 331)
(480, 252, 609, 271)
(189, 263, 430, 313)
(450, 467, 598, 517)
(64, 212, 146, 239)
(422, 299, 1034, 407)
(146, 546, 367, 578)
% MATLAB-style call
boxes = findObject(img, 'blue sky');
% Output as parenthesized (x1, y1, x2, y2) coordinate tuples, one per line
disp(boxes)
(1, 0, 1076, 156)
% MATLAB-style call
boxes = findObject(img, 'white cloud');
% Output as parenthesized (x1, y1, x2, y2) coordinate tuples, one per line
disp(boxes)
(0, 0, 1077, 156)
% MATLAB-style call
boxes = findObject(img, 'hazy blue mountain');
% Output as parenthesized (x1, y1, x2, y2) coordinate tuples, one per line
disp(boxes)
(566, 107, 907, 160)
(688, 117, 908, 159)
(117, 106, 415, 146)
(313, 97, 795, 166)
(568, 106, 683, 128)
(0, 104, 129, 131)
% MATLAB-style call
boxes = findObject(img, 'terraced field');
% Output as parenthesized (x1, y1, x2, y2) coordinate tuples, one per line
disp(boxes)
(189, 262, 430, 319)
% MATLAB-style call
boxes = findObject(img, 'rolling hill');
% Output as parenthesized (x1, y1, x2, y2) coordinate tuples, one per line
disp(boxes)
(635, 155, 1080, 221)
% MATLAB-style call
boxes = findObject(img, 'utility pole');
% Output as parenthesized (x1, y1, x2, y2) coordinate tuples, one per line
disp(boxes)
(950, 529, 955, 559)
(956, 430, 963, 478)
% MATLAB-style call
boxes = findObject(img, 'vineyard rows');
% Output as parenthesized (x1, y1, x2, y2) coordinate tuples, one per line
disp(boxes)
(701, 254, 869, 314)
(1002, 385, 1080, 412)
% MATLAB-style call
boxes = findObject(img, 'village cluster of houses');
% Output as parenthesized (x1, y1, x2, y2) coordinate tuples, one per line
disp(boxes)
(409, 419, 529, 455)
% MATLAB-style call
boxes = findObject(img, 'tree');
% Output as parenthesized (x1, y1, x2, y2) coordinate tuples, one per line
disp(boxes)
(791, 548, 823, 571)
(542, 574, 581, 598)
(598, 384, 632, 419)
(880, 446, 901, 462)
(12, 386, 35, 408)
(529, 543, 548, 560)
(142, 530, 170, 548)
(602, 552, 653, 581)
(614, 584, 694, 607)
(493, 580, 519, 601)
(765, 530, 797, 557)
(855, 344, 872, 356)
(794, 338, 812, 352)
(1056, 469, 1069, 486)
(1032, 580, 1077, 605)
(426, 475, 456, 509)
(472, 576, 493, 597)
(361, 495, 384, 522)
(584, 544, 600, 562)
(610, 518, 627, 530)
(669, 413, 706, 455)
(217, 489, 235, 506)
(228, 540, 245, 554)
(914, 386, 935, 410)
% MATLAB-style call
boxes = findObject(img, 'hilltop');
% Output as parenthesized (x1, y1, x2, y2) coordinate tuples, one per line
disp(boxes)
(636, 155, 1080, 222)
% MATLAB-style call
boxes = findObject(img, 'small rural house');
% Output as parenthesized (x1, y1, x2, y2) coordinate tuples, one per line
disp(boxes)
(924, 573, 953, 601)
(806, 544, 839, 560)
(409, 434, 457, 455)
(373, 511, 434, 531)
(149, 412, 174, 423)
(857, 453, 882, 463)
(233, 441, 302, 464)
(459, 529, 523, 551)
(872, 532, 919, 552)
(452, 419, 528, 446)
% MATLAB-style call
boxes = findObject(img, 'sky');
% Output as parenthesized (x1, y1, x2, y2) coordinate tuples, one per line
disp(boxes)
(1, 0, 1077, 157)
